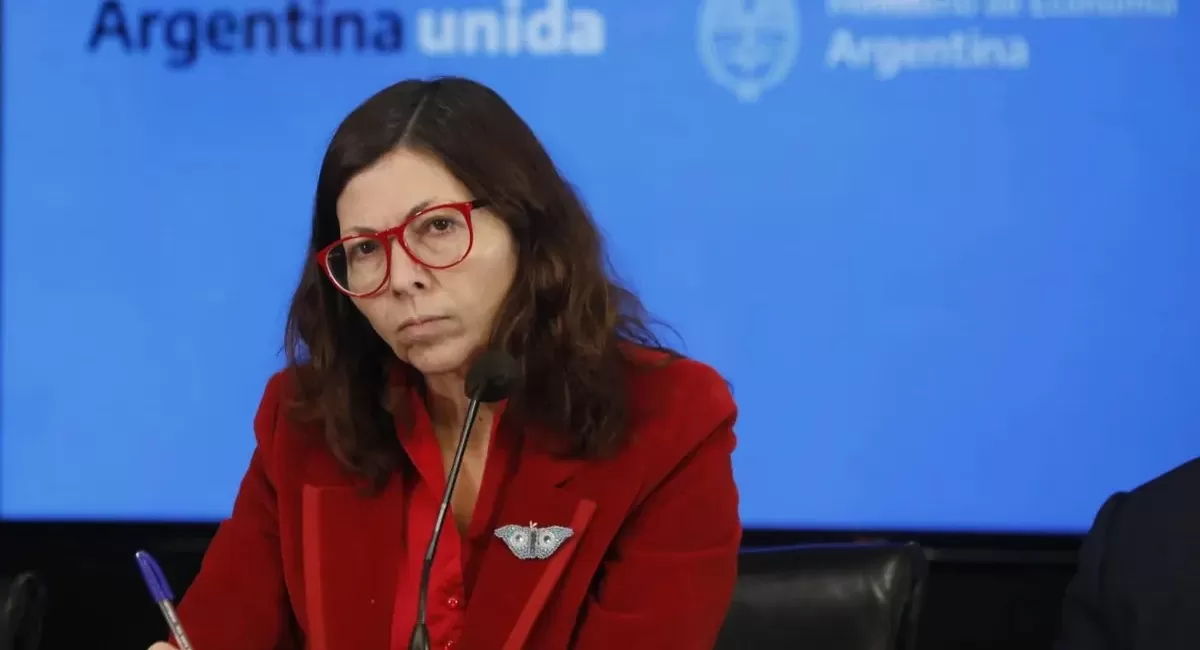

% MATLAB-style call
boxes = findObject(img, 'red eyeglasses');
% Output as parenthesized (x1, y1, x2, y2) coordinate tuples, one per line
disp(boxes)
(317, 199, 488, 297)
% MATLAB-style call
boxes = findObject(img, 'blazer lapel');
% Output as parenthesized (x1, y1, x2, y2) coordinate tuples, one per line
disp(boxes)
(459, 442, 595, 650)
(302, 479, 403, 650)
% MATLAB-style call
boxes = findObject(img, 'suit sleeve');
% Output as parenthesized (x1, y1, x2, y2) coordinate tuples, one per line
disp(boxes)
(570, 368, 742, 650)
(1054, 492, 1128, 650)
(175, 374, 297, 650)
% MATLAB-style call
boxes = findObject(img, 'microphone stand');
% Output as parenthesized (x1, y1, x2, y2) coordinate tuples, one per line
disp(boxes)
(409, 391, 484, 650)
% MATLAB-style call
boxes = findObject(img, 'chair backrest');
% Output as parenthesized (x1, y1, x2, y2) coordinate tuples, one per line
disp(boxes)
(0, 572, 47, 650)
(716, 542, 927, 650)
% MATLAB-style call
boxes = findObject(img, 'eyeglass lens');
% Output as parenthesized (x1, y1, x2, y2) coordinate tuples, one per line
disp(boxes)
(323, 206, 471, 294)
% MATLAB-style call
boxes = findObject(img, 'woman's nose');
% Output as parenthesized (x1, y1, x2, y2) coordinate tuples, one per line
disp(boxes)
(387, 237, 431, 292)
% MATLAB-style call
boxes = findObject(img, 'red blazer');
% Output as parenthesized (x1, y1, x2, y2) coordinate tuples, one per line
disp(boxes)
(176, 355, 741, 649)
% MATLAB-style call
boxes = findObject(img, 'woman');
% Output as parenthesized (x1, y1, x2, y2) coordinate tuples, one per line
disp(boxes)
(150, 76, 741, 650)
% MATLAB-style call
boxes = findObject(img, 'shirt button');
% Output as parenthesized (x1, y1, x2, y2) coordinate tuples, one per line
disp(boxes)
(446, 596, 462, 609)
(443, 641, 456, 649)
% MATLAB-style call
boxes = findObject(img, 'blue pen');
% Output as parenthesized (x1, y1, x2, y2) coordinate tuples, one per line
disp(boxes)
(135, 550, 195, 650)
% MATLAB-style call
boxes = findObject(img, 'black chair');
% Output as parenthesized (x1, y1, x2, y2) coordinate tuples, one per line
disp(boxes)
(716, 542, 927, 650)
(0, 572, 46, 650)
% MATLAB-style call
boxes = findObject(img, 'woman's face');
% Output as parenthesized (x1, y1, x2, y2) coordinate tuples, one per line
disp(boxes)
(336, 147, 518, 378)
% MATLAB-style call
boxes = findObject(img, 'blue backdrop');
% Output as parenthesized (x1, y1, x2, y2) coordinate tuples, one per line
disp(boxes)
(3, 0, 1196, 531)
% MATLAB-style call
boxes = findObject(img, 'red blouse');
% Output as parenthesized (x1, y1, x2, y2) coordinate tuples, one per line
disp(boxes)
(389, 392, 514, 650)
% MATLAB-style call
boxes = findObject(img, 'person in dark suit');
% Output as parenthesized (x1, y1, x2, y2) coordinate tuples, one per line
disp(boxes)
(148, 76, 741, 650)
(1055, 456, 1200, 650)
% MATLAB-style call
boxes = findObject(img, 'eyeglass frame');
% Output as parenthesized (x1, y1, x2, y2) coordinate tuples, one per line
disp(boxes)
(316, 198, 490, 298)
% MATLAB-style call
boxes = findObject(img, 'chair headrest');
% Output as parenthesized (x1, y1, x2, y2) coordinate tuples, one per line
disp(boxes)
(0, 572, 47, 650)
(717, 542, 928, 650)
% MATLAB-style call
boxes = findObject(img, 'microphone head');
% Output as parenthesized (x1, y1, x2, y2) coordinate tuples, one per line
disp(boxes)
(465, 350, 519, 403)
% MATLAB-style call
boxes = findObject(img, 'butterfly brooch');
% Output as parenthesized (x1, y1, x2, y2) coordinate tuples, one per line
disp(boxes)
(494, 521, 574, 560)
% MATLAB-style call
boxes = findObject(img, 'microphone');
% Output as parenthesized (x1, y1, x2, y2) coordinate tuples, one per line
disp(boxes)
(410, 350, 519, 650)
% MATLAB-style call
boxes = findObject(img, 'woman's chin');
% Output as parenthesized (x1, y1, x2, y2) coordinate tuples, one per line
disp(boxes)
(397, 338, 475, 377)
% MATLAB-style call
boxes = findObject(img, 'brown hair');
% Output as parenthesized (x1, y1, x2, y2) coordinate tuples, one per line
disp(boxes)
(284, 76, 676, 487)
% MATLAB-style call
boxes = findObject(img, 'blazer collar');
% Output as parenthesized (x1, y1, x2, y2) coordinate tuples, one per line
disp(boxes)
(458, 430, 595, 650)
(301, 478, 403, 650)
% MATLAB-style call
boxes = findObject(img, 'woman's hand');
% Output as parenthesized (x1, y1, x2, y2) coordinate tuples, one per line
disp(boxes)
(147, 643, 177, 650)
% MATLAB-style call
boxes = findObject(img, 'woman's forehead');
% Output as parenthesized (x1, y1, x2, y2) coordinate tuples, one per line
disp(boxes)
(338, 149, 470, 230)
